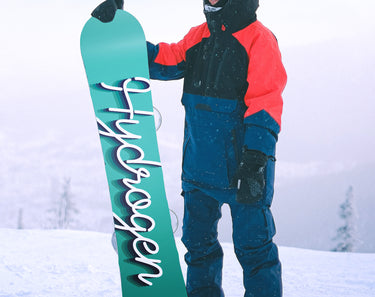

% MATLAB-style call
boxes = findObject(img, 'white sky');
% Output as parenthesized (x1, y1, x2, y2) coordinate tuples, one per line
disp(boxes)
(0, 0, 373, 86)
(1, 0, 374, 85)
(1, 0, 374, 155)
(1, 0, 374, 162)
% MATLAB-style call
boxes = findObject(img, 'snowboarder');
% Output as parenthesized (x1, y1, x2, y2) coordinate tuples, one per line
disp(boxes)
(92, 0, 287, 296)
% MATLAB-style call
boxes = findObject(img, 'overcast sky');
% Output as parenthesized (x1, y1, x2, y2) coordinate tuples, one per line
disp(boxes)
(1, 0, 374, 93)
(1, 0, 374, 158)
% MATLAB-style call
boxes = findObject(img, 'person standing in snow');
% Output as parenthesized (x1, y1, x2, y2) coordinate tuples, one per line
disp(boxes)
(92, 0, 287, 296)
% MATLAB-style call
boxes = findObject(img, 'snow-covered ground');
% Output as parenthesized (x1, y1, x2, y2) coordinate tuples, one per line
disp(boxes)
(0, 228, 374, 297)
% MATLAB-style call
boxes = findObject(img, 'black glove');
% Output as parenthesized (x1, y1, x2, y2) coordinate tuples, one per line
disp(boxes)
(231, 148, 269, 204)
(91, 0, 124, 23)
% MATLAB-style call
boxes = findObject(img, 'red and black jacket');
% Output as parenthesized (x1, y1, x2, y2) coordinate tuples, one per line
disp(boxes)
(147, 0, 287, 190)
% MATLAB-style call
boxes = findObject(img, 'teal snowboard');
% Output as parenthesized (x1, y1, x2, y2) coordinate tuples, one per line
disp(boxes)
(80, 10, 187, 297)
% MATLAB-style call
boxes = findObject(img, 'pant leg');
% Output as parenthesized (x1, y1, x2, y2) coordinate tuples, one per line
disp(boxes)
(181, 189, 225, 297)
(230, 204, 282, 297)
(230, 158, 282, 297)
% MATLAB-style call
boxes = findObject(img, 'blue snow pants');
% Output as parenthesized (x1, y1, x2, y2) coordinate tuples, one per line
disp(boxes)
(181, 160, 282, 297)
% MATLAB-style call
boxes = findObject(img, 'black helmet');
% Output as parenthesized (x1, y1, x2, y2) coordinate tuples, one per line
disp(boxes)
(204, 0, 259, 33)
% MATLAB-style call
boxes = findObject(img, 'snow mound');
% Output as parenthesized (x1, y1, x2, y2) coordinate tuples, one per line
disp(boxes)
(0, 229, 374, 297)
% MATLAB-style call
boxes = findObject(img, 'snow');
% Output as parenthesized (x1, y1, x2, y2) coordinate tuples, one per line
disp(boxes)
(1, 229, 374, 297)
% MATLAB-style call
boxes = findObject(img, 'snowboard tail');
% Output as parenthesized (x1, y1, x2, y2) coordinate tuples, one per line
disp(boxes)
(80, 10, 187, 297)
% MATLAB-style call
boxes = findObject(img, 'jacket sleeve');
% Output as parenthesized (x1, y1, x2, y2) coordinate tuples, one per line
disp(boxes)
(147, 23, 209, 81)
(147, 41, 186, 80)
(243, 29, 287, 157)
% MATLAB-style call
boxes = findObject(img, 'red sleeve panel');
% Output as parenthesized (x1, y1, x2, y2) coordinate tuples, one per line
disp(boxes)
(233, 21, 287, 128)
(155, 23, 211, 66)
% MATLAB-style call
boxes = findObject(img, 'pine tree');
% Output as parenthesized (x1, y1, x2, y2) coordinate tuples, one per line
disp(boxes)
(17, 208, 24, 229)
(332, 186, 357, 252)
(48, 177, 79, 229)
(57, 178, 79, 229)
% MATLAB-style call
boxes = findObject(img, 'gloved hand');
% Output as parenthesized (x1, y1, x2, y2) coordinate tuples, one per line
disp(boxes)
(91, 0, 124, 23)
(231, 148, 269, 204)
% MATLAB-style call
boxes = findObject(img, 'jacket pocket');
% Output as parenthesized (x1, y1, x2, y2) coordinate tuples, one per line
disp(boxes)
(182, 125, 231, 188)
(181, 94, 245, 189)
